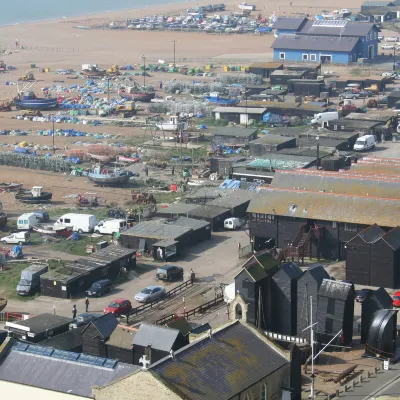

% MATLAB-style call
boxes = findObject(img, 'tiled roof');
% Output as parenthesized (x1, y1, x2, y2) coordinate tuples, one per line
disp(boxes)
(150, 321, 289, 400)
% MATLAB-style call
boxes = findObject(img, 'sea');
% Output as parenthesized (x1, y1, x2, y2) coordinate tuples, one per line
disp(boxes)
(0, 0, 185, 26)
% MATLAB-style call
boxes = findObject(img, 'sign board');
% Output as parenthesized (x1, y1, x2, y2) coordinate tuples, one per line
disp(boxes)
(61, 286, 66, 291)
(384, 360, 390, 370)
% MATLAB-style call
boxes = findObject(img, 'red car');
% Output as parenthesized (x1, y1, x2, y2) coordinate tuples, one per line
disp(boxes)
(104, 299, 132, 317)
(393, 291, 400, 307)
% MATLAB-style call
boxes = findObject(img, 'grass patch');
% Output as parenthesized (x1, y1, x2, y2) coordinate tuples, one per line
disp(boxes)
(50, 236, 104, 257)
(152, 192, 182, 204)
(47, 207, 109, 221)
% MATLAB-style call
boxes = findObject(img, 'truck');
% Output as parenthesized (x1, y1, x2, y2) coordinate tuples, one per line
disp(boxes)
(1, 231, 30, 245)
(94, 219, 127, 235)
(16, 264, 48, 296)
(17, 212, 40, 230)
(310, 111, 339, 125)
(54, 213, 97, 233)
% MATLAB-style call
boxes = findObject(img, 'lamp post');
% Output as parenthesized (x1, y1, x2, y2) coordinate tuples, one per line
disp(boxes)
(316, 135, 320, 169)
(52, 115, 55, 155)
(141, 55, 146, 88)
(242, 87, 249, 128)
(393, 47, 396, 72)
(171, 40, 177, 67)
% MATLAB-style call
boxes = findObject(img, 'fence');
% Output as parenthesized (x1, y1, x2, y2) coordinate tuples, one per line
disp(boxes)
(239, 243, 253, 259)
(155, 292, 224, 325)
(0, 312, 29, 322)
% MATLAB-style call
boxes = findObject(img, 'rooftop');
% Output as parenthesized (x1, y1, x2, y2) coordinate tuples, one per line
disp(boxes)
(212, 127, 258, 137)
(249, 62, 283, 69)
(122, 220, 192, 240)
(6, 313, 72, 334)
(107, 325, 137, 349)
(326, 119, 383, 129)
(133, 324, 181, 352)
(299, 19, 376, 37)
(318, 279, 353, 301)
(189, 204, 230, 218)
(212, 106, 267, 114)
(270, 69, 306, 76)
(157, 203, 199, 215)
(250, 134, 296, 145)
(272, 16, 308, 30)
(85, 313, 119, 340)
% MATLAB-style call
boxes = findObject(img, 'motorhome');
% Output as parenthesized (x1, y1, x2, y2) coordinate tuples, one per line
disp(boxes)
(17, 212, 40, 230)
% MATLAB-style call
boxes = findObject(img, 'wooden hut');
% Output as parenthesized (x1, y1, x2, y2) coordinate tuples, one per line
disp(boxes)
(106, 325, 137, 364)
(271, 262, 303, 336)
(296, 265, 330, 340)
(316, 279, 355, 346)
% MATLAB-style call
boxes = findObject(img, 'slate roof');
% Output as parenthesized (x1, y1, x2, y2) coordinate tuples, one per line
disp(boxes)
(0, 344, 139, 398)
(106, 325, 137, 349)
(133, 324, 180, 352)
(272, 16, 308, 30)
(7, 313, 72, 333)
(382, 226, 400, 250)
(212, 127, 258, 137)
(150, 321, 289, 400)
(37, 328, 83, 351)
(299, 20, 376, 37)
(272, 34, 359, 52)
(87, 313, 119, 340)
(358, 225, 385, 243)
(166, 318, 192, 337)
(248, 188, 400, 227)
(371, 287, 393, 309)
(277, 262, 303, 279)
(318, 279, 353, 301)
(270, 170, 400, 199)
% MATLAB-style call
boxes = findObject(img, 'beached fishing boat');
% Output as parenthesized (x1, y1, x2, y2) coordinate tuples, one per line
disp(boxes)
(118, 155, 140, 163)
(82, 64, 107, 77)
(14, 92, 58, 110)
(156, 116, 189, 132)
(15, 186, 52, 204)
(120, 91, 155, 102)
(87, 153, 112, 162)
(0, 182, 23, 192)
(0, 298, 7, 312)
(33, 225, 72, 237)
(88, 165, 130, 186)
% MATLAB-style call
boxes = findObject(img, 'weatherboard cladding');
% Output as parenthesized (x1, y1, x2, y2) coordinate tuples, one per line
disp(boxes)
(248, 188, 400, 227)
(271, 34, 359, 52)
(150, 321, 289, 400)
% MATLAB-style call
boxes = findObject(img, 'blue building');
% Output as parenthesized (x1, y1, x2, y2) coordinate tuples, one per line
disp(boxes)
(271, 19, 379, 64)
(272, 16, 308, 36)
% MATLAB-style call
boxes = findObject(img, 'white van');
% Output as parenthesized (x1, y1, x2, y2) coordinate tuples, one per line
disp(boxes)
(17, 213, 40, 230)
(94, 219, 127, 235)
(54, 213, 97, 233)
(1, 231, 30, 245)
(224, 218, 242, 230)
(311, 111, 339, 125)
(353, 135, 376, 151)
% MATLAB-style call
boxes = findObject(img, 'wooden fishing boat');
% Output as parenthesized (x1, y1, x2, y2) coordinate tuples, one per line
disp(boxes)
(0, 182, 23, 192)
(15, 186, 52, 204)
(118, 155, 139, 163)
(87, 153, 112, 162)
(120, 91, 155, 102)
(88, 171, 130, 186)
(33, 225, 72, 237)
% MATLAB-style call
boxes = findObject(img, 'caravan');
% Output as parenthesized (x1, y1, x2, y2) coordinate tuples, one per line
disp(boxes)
(55, 213, 97, 233)
(17, 212, 40, 230)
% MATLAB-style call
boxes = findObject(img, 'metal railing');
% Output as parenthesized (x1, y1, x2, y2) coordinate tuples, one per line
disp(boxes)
(0, 312, 29, 322)
(238, 243, 253, 259)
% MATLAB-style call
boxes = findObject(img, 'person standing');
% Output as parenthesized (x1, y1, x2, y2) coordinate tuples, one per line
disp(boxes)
(85, 297, 90, 313)
(144, 166, 149, 177)
(72, 304, 77, 319)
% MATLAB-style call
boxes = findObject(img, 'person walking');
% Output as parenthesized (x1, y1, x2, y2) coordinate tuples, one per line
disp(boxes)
(144, 166, 149, 177)
(85, 297, 90, 313)
(72, 304, 77, 319)
(159, 81, 163, 89)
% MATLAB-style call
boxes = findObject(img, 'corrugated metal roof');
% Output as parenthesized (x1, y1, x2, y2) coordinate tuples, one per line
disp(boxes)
(150, 321, 289, 400)
(271, 170, 400, 198)
(212, 127, 258, 137)
(133, 324, 180, 352)
(272, 34, 359, 52)
(272, 16, 308, 30)
(213, 107, 267, 114)
(248, 188, 400, 227)
(0, 346, 138, 398)
(318, 279, 353, 301)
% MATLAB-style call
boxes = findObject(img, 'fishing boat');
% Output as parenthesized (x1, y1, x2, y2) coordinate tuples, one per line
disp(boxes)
(0, 182, 23, 192)
(14, 80, 58, 111)
(82, 66, 107, 77)
(15, 186, 52, 204)
(88, 165, 130, 186)
(33, 225, 72, 237)
(87, 153, 112, 162)
(120, 90, 155, 102)
(0, 298, 6, 312)
(118, 155, 140, 163)
(204, 92, 239, 106)
(156, 116, 189, 132)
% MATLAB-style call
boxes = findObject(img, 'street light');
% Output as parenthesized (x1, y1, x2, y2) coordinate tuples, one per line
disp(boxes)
(141, 54, 146, 88)
(171, 40, 177, 67)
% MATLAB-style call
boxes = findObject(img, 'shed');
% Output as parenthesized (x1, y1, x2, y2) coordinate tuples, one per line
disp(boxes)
(212, 107, 267, 126)
(270, 70, 307, 86)
(271, 262, 303, 336)
(154, 203, 199, 219)
(212, 127, 258, 147)
(37, 328, 83, 352)
(324, 118, 384, 134)
(40, 267, 84, 299)
(81, 313, 119, 357)
(166, 317, 192, 337)
(248, 62, 283, 78)
(172, 216, 211, 243)
(187, 204, 231, 231)
(249, 134, 297, 156)
(207, 189, 253, 218)
(106, 325, 137, 364)
(361, 287, 393, 344)
(286, 63, 322, 77)
(132, 324, 189, 365)
(6, 313, 72, 343)
(316, 279, 355, 346)
(209, 156, 246, 176)
(287, 79, 329, 97)
(387, 90, 400, 108)
(296, 265, 330, 339)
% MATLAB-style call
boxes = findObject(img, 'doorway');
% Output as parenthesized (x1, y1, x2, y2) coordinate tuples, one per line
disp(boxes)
(368, 45, 374, 59)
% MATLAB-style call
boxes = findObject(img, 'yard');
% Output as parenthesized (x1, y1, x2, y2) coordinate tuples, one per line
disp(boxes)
(0, 261, 35, 301)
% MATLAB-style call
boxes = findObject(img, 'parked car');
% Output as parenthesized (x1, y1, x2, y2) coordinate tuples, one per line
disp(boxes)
(33, 210, 50, 222)
(135, 285, 165, 303)
(1, 231, 30, 245)
(104, 299, 132, 316)
(378, 34, 384, 40)
(341, 91, 360, 99)
(393, 291, 400, 307)
(385, 37, 398, 42)
(69, 313, 102, 330)
(356, 288, 373, 303)
(381, 44, 394, 50)
(156, 265, 184, 282)
(382, 72, 396, 77)
(86, 279, 112, 297)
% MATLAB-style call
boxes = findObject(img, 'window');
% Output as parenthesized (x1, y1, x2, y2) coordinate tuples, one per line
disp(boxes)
(374, 32, 377, 39)
(235, 303, 243, 320)
(65, 218, 71, 223)
(325, 317, 334, 333)
(310, 54, 316, 61)
(341, 126, 345, 129)
(261, 383, 268, 400)
(302, 54, 308, 60)
(279, 52, 285, 60)
(333, 125, 338, 131)
(332, 221, 337, 228)
(344, 223, 358, 232)
(266, 215, 275, 223)
(327, 298, 335, 315)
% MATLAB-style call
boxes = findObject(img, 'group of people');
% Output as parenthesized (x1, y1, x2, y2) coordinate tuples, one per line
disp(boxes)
(72, 297, 90, 318)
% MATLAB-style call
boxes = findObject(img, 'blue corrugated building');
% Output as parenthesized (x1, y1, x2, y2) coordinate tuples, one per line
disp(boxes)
(271, 19, 379, 64)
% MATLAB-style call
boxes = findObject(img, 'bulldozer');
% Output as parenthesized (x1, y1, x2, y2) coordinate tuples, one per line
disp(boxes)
(107, 64, 120, 76)
(19, 71, 35, 82)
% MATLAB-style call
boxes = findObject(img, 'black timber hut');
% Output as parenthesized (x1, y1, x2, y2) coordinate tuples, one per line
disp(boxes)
(346, 225, 400, 289)
(361, 287, 393, 344)
(296, 265, 330, 340)
(0, 330, 7, 346)
(132, 324, 189, 365)
(248, 62, 283, 78)
(212, 127, 258, 146)
(316, 279, 355, 346)
(81, 313, 118, 357)
(234, 249, 279, 330)
(387, 90, 400, 108)
(249, 134, 297, 156)
(365, 309, 398, 360)
(271, 262, 303, 336)
(37, 328, 83, 352)
(106, 325, 137, 364)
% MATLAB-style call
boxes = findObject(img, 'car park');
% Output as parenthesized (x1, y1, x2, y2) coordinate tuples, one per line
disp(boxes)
(69, 313, 102, 330)
(156, 265, 184, 281)
(86, 279, 112, 297)
(104, 299, 132, 316)
(135, 285, 165, 303)
(356, 288, 373, 303)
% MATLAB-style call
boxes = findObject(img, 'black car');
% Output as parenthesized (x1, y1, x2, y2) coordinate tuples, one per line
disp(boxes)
(33, 210, 50, 222)
(156, 265, 184, 282)
(86, 279, 112, 297)
(356, 288, 373, 303)
(69, 313, 102, 330)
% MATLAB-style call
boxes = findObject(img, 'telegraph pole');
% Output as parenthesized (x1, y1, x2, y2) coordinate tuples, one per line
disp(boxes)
(171, 40, 177, 67)
(141, 54, 146, 87)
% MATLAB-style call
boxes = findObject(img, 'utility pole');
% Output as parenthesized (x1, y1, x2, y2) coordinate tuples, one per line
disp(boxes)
(171, 40, 177, 67)
(393, 47, 396, 72)
(141, 54, 146, 88)
(316, 135, 320, 169)
(310, 296, 315, 400)
(52, 116, 55, 155)
(107, 77, 110, 101)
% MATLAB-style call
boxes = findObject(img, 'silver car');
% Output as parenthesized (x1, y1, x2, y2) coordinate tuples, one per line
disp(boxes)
(135, 285, 165, 303)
